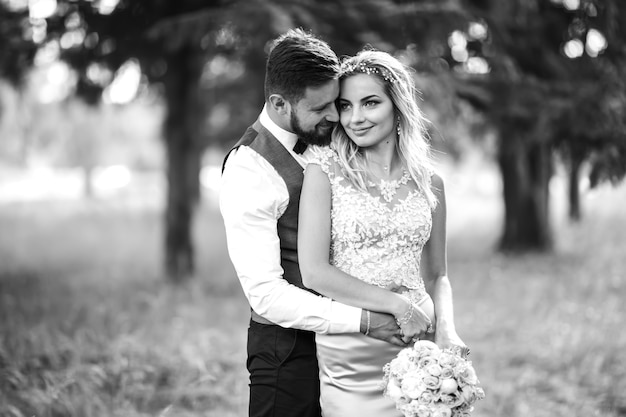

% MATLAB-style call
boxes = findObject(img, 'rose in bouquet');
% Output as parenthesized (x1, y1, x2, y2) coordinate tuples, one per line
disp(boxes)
(383, 340, 485, 417)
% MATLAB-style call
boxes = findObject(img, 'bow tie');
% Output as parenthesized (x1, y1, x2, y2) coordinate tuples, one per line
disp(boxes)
(293, 138, 308, 155)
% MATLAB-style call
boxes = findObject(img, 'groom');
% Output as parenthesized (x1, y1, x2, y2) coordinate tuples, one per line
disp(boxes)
(220, 29, 403, 417)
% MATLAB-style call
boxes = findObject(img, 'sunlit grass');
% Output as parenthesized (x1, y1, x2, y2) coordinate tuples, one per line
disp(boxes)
(0, 164, 625, 417)
(444, 170, 626, 417)
(0, 199, 248, 417)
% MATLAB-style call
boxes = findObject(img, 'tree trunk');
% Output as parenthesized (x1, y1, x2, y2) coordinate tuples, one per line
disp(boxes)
(162, 47, 203, 281)
(498, 135, 553, 252)
(164, 136, 200, 280)
(567, 152, 583, 222)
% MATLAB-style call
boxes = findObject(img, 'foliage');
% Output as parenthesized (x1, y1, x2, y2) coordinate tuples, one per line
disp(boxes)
(0, 1, 37, 86)
(0, 0, 474, 145)
(456, 0, 626, 186)
(553, 77, 626, 188)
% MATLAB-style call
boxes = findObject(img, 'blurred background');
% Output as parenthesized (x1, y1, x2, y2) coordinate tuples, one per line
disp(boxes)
(0, 0, 625, 416)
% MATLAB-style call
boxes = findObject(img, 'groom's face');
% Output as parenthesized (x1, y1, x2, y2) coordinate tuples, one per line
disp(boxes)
(289, 79, 340, 147)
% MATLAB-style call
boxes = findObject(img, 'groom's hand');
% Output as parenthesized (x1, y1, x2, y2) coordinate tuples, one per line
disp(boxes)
(361, 310, 407, 347)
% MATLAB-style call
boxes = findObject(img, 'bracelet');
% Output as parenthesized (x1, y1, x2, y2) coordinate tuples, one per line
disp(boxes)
(365, 310, 371, 336)
(395, 297, 414, 327)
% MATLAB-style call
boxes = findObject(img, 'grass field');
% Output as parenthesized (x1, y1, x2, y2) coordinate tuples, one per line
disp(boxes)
(1, 161, 625, 417)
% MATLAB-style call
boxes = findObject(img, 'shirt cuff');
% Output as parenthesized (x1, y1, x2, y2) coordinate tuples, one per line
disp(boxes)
(327, 302, 362, 334)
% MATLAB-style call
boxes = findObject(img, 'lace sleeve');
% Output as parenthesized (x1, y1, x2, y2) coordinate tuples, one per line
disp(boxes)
(307, 146, 337, 180)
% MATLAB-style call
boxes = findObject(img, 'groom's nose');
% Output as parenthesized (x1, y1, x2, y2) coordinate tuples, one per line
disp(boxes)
(324, 105, 339, 123)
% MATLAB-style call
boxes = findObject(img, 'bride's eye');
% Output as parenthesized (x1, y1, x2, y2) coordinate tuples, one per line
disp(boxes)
(338, 101, 351, 112)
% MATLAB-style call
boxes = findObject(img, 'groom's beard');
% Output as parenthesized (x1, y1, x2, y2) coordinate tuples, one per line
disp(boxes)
(291, 111, 335, 147)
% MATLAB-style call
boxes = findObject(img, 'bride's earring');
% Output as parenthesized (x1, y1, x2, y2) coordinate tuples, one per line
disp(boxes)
(396, 118, 401, 138)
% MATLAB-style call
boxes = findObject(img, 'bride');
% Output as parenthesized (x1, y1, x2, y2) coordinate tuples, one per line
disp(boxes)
(298, 49, 468, 416)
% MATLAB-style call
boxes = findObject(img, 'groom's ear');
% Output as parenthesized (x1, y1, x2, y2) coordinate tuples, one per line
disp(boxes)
(268, 94, 290, 115)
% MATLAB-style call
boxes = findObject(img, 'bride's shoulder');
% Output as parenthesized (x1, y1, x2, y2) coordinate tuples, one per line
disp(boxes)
(309, 145, 336, 160)
(429, 171, 444, 189)
(308, 146, 339, 173)
(426, 171, 446, 207)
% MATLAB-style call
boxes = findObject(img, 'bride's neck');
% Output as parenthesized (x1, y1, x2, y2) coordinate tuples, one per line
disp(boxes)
(364, 146, 402, 179)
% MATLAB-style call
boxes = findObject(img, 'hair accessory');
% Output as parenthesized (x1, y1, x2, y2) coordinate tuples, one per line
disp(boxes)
(340, 60, 397, 83)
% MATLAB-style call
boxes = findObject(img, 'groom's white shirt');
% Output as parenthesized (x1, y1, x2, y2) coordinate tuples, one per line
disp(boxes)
(220, 105, 361, 334)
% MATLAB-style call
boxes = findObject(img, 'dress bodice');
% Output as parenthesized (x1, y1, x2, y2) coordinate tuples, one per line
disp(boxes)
(310, 147, 434, 301)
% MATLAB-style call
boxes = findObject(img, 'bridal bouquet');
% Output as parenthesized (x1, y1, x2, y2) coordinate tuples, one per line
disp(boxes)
(382, 340, 485, 417)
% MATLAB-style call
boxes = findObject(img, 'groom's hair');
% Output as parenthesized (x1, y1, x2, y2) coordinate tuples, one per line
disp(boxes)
(264, 28, 339, 103)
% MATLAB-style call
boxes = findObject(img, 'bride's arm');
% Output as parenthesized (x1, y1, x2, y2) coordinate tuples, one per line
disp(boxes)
(299, 163, 429, 334)
(421, 174, 466, 349)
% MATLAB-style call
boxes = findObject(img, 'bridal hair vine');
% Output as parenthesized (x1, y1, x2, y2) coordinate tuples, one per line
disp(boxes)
(340, 60, 397, 83)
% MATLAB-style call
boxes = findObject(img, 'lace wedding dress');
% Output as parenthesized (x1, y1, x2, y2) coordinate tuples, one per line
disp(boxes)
(310, 147, 436, 417)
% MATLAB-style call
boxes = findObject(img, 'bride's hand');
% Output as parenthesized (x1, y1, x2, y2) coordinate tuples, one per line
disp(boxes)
(436, 330, 469, 358)
(394, 295, 432, 344)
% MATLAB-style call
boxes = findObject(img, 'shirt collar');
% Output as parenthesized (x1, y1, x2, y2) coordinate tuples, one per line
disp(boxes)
(259, 104, 299, 151)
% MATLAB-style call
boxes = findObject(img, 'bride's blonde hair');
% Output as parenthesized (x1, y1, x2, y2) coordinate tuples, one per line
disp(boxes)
(331, 49, 437, 209)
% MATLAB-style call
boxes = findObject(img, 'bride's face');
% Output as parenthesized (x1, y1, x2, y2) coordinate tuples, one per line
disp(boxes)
(338, 73, 395, 149)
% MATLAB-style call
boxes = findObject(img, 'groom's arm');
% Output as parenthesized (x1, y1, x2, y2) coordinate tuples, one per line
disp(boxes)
(220, 147, 362, 334)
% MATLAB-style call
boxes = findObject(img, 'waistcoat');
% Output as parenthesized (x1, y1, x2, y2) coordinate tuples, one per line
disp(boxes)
(223, 120, 311, 292)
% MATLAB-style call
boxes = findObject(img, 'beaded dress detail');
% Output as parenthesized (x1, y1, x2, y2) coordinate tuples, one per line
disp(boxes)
(309, 147, 436, 417)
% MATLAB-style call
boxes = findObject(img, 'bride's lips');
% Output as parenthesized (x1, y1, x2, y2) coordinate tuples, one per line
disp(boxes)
(351, 127, 372, 136)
